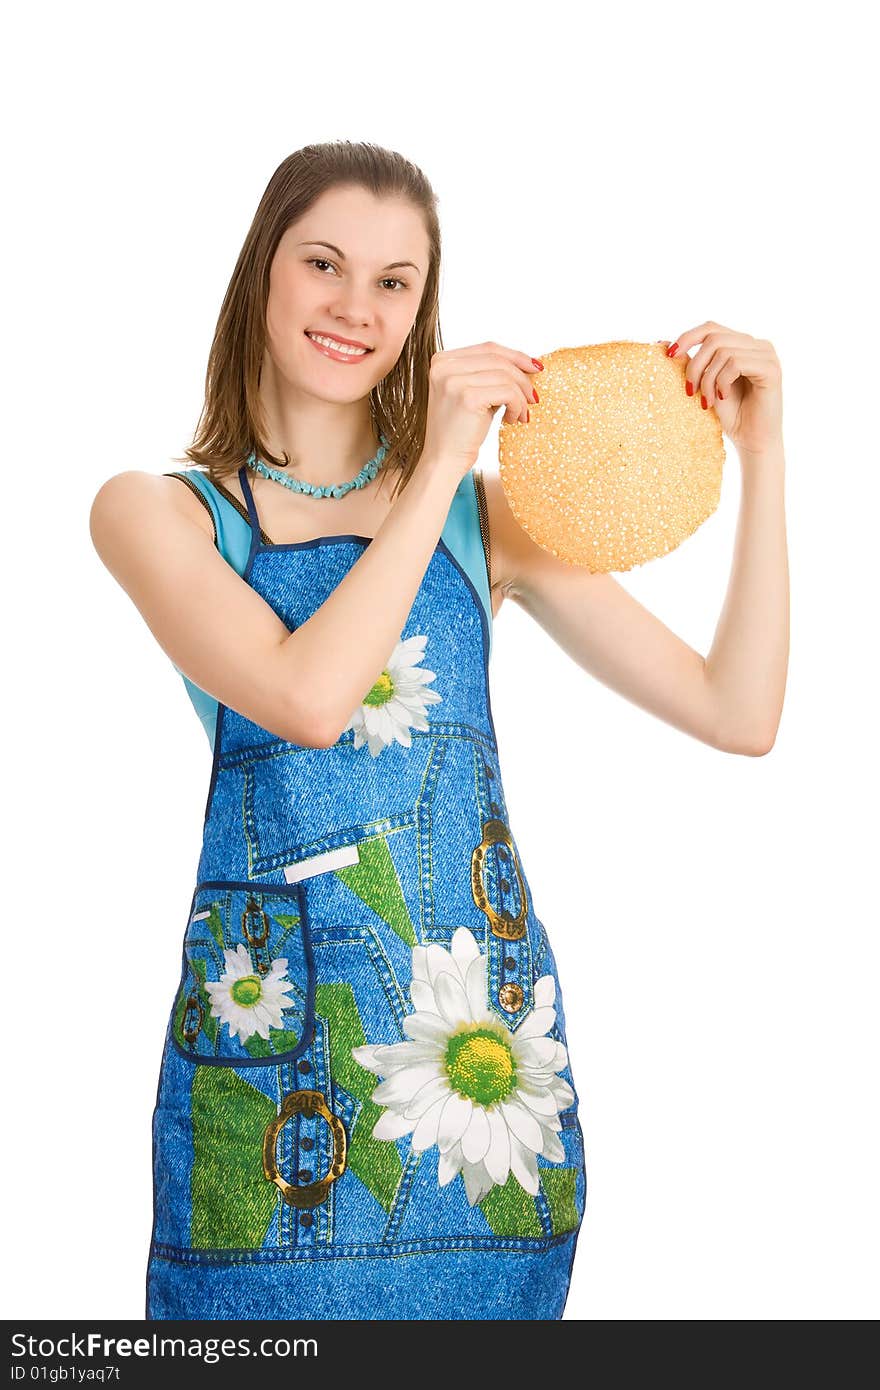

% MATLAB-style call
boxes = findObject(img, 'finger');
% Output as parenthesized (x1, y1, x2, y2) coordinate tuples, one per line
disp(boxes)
(681, 335, 737, 396)
(666, 322, 724, 353)
(696, 350, 734, 407)
(462, 380, 531, 427)
(667, 324, 747, 359)
(464, 340, 544, 371)
(694, 346, 766, 405)
(437, 342, 544, 377)
(454, 367, 536, 421)
(714, 357, 734, 402)
(438, 352, 540, 405)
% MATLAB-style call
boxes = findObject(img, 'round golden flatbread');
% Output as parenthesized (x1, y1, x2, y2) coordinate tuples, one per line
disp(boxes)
(498, 341, 726, 573)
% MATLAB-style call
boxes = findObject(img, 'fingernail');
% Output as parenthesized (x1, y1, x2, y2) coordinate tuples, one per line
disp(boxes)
(701, 394, 708, 409)
(717, 388, 724, 400)
(532, 388, 539, 403)
(531, 358, 544, 370)
(667, 342, 679, 357)
(686, 380, 694, 396)
(526, 409, 530, 422)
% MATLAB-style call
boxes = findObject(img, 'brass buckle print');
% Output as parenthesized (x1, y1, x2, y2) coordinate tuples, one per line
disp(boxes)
(262, 1089, 348, 1209)
(182, 987, 205, 1044)
(242, 895, 274, 976)
(471, 818, 528, 940)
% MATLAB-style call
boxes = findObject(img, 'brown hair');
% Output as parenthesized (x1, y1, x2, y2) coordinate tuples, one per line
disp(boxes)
(174, 140, 442, 500)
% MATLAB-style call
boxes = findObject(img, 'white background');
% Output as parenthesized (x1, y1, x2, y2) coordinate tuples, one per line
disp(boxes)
(4, 0, 877, 1321)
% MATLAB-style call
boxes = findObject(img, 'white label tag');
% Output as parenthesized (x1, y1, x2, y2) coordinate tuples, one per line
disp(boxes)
(282, 842, 361, 884)
(190, 909, 212, 922)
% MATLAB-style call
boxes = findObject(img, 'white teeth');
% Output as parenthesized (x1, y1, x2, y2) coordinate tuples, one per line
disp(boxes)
(307, 332, 369, 356)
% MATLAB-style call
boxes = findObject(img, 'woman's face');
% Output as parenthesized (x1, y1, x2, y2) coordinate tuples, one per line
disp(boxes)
(265, 183, 430, 401)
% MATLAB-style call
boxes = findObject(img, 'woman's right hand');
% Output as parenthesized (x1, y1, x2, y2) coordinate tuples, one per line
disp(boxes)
(420, 341, 543, 478)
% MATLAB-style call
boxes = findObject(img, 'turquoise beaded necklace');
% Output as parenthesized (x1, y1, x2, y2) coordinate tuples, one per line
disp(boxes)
(246, 433, 390, 499)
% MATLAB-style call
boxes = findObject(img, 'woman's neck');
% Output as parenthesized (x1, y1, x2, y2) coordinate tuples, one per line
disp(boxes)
(257, 365, 379, 489)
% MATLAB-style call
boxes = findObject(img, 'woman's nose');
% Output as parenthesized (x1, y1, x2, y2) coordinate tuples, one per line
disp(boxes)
(328, 291, 374, 325)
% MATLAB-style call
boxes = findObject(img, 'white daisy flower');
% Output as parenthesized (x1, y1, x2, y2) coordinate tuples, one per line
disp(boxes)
(204, 943, 296, 1044)
(352, 928, 575, 1204)
(343, 633, 442, 758)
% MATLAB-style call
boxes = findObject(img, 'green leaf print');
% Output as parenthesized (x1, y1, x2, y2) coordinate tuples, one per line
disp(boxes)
(480, 1167, 579, 1237)
(190, 1068, 278, 1249)
(205, 902, 224, 950)
(243, 1027, 302, 1060)
(335, 834, 417, 947)
(540, 1167, 580, 1234)
(479, 1173, 543, 1238)
(314, 981, 404, 1211)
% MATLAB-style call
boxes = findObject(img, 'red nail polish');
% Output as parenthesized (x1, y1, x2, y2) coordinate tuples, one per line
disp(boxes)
(531, 358, 544, 370)
(532, 388, 539, 403)
(701, 395, 707, 409)
(667, 342, 679, 357)
(717, 387, 724, 400)
(686, 381, 694, 396)
(526, 409, 530, 422)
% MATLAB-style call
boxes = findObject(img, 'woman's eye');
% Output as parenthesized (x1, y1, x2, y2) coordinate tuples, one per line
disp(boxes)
(307, 258, 406, 292)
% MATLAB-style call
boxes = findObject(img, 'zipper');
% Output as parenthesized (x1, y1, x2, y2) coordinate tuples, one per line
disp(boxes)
(164, 471, 218, 547)
(164, 470, 273, 546)
(474, 468, 492, 586)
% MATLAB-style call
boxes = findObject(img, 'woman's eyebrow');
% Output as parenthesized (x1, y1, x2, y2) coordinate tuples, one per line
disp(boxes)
(297, 240, 422, 276)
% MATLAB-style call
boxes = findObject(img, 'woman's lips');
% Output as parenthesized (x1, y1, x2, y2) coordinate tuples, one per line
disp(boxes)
(305, 331, 374, 364)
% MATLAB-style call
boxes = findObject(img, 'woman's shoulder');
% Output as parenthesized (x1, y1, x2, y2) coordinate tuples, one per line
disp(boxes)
(89, 469, 220, 584)
(92, 468, 215, 543)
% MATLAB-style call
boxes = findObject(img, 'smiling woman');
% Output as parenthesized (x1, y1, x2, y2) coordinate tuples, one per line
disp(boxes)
(173, 165, 441, 502)
(90, 139, 586, 1324)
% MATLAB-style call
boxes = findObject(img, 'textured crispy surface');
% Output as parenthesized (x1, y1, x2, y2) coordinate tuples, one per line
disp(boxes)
(498, 341, 726, 572)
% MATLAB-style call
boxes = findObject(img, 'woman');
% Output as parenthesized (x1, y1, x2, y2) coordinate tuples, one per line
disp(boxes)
(90, 141, 788, 1321)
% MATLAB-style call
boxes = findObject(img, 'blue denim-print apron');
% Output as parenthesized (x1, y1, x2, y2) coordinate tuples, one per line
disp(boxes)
(146, 465, 587, 1320)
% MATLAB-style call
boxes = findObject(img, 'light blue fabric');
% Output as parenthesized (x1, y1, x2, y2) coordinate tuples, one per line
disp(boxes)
(168, 468, 494, 750)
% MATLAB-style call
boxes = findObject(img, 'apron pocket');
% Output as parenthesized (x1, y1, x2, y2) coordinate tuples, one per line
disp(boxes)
(243, 741, 436, 877)
(170, 880, 314, 1066)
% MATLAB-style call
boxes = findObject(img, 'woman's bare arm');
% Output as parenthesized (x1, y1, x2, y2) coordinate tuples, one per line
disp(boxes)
(482, 459, 787, 757)
(89, 455, 462, 746)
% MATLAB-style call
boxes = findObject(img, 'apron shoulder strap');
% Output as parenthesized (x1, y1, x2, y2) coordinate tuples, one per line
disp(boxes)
(238, 464, 261, 537)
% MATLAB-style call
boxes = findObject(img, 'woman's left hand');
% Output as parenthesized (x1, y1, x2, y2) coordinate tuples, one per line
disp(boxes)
(660, 321, 784, 455)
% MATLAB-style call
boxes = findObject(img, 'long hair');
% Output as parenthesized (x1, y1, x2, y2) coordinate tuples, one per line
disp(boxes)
(176, 141, 442, 500)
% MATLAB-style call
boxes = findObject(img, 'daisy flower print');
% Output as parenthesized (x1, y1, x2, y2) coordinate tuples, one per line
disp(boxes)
(343, 634, 442, 757)
(204, 944, 296, 1044)
(352, 928, 575, 1205)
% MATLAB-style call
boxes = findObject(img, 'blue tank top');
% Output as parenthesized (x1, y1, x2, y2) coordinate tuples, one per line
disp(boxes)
(163, 467, 494, 750)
